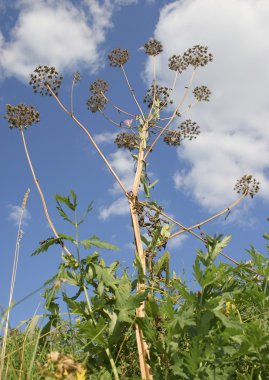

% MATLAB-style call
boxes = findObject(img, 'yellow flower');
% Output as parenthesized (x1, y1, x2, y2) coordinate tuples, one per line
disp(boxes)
(76, 366, 86, 380)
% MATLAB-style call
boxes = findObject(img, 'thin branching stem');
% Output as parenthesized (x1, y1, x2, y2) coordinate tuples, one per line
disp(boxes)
(101, 93, 136, 117)
(70, 77, 75, 116)
(99, 109, 122, 127)
(148, 57, 157, 119)
(47, 86, 128, 196)
(168, 193, 246, 240)
(145, 68, 196, 159)
(20, 129, 73, 257)
(121, 65, 145, 119)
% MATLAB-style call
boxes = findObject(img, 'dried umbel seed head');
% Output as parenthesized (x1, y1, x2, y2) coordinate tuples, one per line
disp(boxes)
(144, 84, 173, 109)
(89, 79, 109, 94)
(73, 71, 81, 84)
(183, 45, 213, 68)
(193, 86, 211, 101)
(144, 39, 163, 56)
(179, 119, 200, 140)
(108, 48, 129, 67)
(168, 54, 188, 73)
(86, 94, 108, 113)
(4, 103, 40, 129)
(29, 65, 63, 96)
(114, 132, 138, 150)
(234, 175, 260, 198)
(163, 131, 181, 146)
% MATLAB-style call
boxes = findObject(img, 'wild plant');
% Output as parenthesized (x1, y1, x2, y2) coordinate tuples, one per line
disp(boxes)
(2, 40, 262, 379)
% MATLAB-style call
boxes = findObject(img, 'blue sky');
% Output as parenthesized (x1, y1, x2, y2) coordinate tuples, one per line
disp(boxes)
(1, 0, 269, 326)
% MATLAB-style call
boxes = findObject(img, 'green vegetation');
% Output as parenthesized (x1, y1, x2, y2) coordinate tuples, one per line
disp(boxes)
(1, 40, 266, 379)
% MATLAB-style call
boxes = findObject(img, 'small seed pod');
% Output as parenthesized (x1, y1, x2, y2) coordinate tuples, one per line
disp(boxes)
(86, 94, 108, 113)
(4, 103, 40, 129)
(108, 48, 129, 67)
(114, 132, 138, 151)
(183, 45, 213, 68)
(163, 131, 181, 146)
(168, 54, 188, 73)
(90, 79, 109, 94)
(144, 84, 173, 109)
(234, 175, 260, 198)
(193, 86, 211, 101)
(144, 39, 163, 56)
(29, 65, 63, 96)
(179, 119, 200, 140)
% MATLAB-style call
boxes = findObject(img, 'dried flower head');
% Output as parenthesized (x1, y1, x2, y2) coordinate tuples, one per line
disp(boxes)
(4, 103, 40, 129)
(234, 175, 260, 198)
(108, 48, 129, 67)
(193, 86, 211, 101)
(168, 54, 188, 73)
(90, 79, 109, 94)
(163, 131, 181, 146)
(179, 119, 200, 140)
(73, 71, 81, 84)
(183, 45, 213, 68)
(86, 94, 107, 113)
(144, 39, 163, 56)
(144, 84, 173, 109)
(29, 65, 63, 96)
(114, 132, 138, 150)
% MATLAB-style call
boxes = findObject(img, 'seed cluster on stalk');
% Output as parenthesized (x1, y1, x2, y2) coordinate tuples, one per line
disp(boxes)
(4, 103, 40, 129)
(144, 85, 173, 109)
(163, 119, 200, 146)
(234, 175, 260, 198)
(29, 65, 63, 96)
(87, 79, 109, 113)
(108, 48, 129, 67)
(193, 86, 211, 101)
(114, 132, 138, 151)
(144, 39, 163, 56)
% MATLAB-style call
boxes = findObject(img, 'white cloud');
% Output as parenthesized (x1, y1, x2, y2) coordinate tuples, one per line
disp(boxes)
(94, 131, 118, 144)
(167, 234, 188, 250)
(99, 196, 129, 220)
(147, 0, 269, 211)
(0, 0, 137, 80)
(8, 205, 31, 226)
(109, 150, 135, 193)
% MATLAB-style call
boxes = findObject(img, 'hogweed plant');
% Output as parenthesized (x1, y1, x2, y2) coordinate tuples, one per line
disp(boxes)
(2, 39, 262, 379)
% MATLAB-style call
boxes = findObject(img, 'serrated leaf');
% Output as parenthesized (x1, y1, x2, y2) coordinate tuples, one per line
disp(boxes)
(70, 189, 77, 208)
(56, 201, 74, 224)
(153, 251, 170, 283)
(55, 193, 75, 211)
(148, 179, 159, 189)
(58, 232, 75, 243)
(32, 237, 62, 256)
(80, 236, 119, 251)
(78, 201, 93, 226)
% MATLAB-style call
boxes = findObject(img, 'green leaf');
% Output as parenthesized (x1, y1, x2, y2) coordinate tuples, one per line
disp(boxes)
(55, 193, 75, 211)
(148, 179, 159, 189)
(80, 236, 119, 251)
(70, 189, 77, 209)
(56, 201, 74, 225)
(32, 237, 63, 256)
(58, 232, 75, 243)
(78, 201, 93, 225)
(153, 251, 170, 283)
(140, 175, 150, 198)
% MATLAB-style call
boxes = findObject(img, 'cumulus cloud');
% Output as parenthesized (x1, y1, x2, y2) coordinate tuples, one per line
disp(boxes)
(167, 234, 188, 250)
(147, 0, 269, 211)
(99, 196, 129, 220)
(109, 150, 135, 194)
(8, 205, 31, 226)
(94, 131, 118, 144)
(0, 0, 136, 80)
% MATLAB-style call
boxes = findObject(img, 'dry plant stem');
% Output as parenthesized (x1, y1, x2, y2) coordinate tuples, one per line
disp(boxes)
(130, 120, 153, 380)
(102, 93, 135, 117)
(0, 189, 30, 380)
(145, 69, 196, 160)
(70, 78, 75, 115)
(99, 109, 122, 127)
(148, 57, 156, 119)
(121, 65, 145, 120)
(47, 86, 128, 196)
(169, 193, 246, 240)
(20, 129, 72, 257)
(160, 99, 199, 121)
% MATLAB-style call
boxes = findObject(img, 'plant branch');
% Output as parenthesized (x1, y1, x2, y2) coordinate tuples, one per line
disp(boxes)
(121, 65, 145, 119)
(145, 69, 196, 160)
(20, 129, 73, 257)
(101, 93, 136, 117)
(47, 86, 129, 196)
